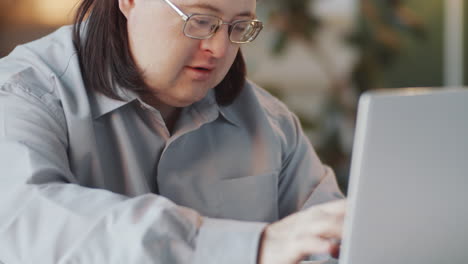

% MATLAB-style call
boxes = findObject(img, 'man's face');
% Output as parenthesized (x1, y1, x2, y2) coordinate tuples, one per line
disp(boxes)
(120, 0, 256, 107)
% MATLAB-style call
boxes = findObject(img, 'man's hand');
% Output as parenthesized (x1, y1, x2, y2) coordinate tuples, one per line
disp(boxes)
(258, 199, 346, 264)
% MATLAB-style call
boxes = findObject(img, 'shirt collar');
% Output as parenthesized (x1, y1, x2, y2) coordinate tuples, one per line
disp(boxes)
(91, 85, 139, 119)
(91, 85, 241, 127)
(201, 89, 241, 127)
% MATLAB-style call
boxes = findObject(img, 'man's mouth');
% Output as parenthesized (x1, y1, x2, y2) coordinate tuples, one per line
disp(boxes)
(185, 66, 215, 80)
(188, 66, 214, 72)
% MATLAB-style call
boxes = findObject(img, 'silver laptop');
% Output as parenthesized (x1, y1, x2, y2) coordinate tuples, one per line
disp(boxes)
(338, 87, 468, 264)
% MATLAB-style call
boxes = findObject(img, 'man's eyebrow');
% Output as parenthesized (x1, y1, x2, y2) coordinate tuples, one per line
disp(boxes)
(182, 3, 255, 18)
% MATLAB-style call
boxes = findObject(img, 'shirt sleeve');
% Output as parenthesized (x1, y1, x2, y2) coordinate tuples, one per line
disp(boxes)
(0, 83, 266, 264)
(277, 111, 345, 219)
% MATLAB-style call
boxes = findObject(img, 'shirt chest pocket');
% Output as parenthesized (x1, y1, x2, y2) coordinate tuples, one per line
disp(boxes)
(215, 171, 279, 222)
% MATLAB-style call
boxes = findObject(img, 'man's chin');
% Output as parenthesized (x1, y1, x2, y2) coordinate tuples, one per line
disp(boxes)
(172, 93, 209, 107)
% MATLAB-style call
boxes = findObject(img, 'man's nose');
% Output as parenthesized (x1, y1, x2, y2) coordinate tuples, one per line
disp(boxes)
(199, 26, 231, 58)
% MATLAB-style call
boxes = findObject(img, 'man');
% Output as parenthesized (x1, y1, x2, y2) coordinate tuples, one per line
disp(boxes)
(0, 0, 346, 263)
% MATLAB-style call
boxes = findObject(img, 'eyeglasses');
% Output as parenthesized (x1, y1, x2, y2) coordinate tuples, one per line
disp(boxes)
(162, 0, 263, 44)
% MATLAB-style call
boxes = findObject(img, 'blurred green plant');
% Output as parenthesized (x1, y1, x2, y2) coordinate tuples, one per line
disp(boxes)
(267, 0, 426, 91)
(352, 0, 427, 93)
(263, 0, 427, 192)
(267, 0, 322, 54)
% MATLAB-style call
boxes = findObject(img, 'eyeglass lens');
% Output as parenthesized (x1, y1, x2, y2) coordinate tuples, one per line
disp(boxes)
(183, 15, 262, 43)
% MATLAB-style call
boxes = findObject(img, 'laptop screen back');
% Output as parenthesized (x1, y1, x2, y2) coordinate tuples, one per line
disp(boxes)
(339, 88, 468, 264)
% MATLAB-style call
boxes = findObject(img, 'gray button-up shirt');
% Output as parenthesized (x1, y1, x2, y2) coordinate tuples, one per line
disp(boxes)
(0, 26, 343, 264)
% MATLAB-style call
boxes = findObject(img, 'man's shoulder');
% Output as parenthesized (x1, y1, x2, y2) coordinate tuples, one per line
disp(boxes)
(0, 25, 85, 124)
(0, 25, 77, 87)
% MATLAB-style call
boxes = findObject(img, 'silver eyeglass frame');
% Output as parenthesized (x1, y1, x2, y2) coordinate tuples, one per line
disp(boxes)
(162, 0, 263, 44)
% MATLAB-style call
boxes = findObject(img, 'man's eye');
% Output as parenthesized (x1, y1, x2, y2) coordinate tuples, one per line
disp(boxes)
(234, 24, 249, 32)
(193, 18, 211, 26)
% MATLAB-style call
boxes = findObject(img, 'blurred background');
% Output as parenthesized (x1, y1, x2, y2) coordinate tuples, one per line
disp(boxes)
(1, 0, 466, 193)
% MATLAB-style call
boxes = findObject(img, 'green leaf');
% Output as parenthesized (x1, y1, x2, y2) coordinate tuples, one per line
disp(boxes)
(272, 32, 289, 55)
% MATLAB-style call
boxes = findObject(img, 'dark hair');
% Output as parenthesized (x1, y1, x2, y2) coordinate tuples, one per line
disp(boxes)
(72, 0, 246, 106)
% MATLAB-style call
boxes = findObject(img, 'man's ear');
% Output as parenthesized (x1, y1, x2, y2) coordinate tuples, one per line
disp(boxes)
(118, 0, 135, 19)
